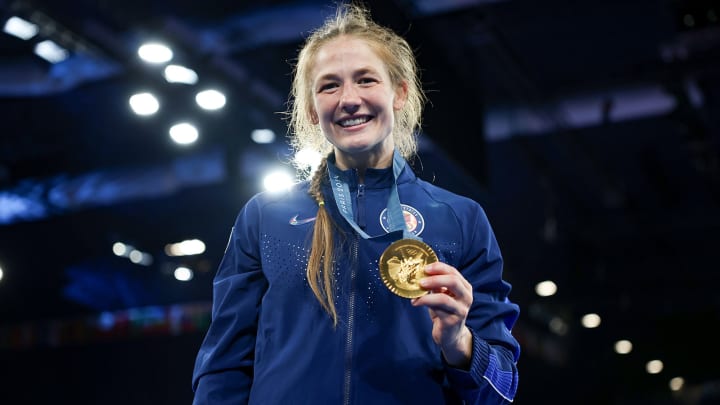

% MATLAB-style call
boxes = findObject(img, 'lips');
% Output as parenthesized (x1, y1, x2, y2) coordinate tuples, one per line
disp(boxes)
(336, 115, 373, 128)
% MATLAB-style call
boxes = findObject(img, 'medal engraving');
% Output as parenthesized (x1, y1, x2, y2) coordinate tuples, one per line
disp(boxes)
(379, 239, 438, 298)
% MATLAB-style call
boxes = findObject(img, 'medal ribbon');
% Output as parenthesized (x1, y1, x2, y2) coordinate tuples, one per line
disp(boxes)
(327, 149, 417, 240)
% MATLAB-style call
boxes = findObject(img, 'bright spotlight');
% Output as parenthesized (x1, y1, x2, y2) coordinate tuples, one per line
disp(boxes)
(295, 148, 322, 172)
(128, 250, 153, 266)
(614, 339, 633, 354)
(581, 313, 601, 328)
(164, 64, 198, 85)
(646, 360, 664, 374)
(4, 16, 39, 40)
(195, 89, 226, 110)
(174, 266, 194, 281)
(669, 377, 684, 391)
(534, 280, 557, 297)
(129, 250, 143, 264)
(34, 40, 69, 64)
(138, 42, 173, 64)
(251, 129, 276, 144)
(112, 242, 128, 256)
(165, 239, 206, 256)
(263, 170, 294, 192)
(129, 92, 160, 116)
(169, 123, 199, 145)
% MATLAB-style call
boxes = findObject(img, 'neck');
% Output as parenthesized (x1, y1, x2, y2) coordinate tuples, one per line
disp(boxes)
(333, 150, 394, 182)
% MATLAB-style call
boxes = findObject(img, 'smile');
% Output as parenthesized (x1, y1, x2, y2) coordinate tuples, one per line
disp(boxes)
(337, 116, 373, 128)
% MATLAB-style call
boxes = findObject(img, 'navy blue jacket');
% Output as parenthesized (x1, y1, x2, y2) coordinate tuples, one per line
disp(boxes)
(192, 160, 520, 404)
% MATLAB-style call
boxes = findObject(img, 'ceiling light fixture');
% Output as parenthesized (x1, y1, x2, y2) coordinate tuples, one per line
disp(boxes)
(164, 64, 198, 85)
(129, 92, 160, 116)
(34, 39, 69, 63)
(195, 89, 226, 110)
(138, 42, 173, 64)
(169, 122, 199, 145)
(3, 16, 39, 40)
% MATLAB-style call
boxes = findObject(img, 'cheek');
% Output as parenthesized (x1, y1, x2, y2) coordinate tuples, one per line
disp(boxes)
(313, 97, 331, 116)
(376, 91, 398, 111)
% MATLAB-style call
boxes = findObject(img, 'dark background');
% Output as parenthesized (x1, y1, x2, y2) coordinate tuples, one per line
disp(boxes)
(1, 0, 719, 403)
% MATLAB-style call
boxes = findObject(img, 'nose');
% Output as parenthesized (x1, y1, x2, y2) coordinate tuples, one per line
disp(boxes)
(339, 84, 361, 113)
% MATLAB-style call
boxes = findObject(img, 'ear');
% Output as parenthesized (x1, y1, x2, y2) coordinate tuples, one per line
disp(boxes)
(393, 81, 409, 111)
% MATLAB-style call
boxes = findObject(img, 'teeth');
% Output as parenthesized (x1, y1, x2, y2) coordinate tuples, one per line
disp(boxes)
(339, 117, 370, 127)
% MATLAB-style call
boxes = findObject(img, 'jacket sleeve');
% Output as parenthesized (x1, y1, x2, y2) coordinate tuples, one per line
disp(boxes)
(444, 203, 520, 404)
(192, 197, 268, 405)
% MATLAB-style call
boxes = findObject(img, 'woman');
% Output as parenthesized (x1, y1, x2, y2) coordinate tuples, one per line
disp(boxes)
(192, 4, 520, 404)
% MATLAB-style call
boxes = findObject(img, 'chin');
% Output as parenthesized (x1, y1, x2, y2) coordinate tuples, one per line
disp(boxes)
(338, 143, 376, 154)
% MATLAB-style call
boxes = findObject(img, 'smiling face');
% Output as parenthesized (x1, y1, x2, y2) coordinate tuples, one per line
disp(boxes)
(309, 36, 407, 170)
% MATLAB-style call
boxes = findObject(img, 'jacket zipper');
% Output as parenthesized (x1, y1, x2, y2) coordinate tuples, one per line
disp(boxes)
(343, 236, 358, 405)
(356, 183, 365, 230)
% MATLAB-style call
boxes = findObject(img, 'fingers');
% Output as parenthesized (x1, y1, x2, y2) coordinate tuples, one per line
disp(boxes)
(419, 262, 472, 301)
(411, 262, 473, 313)
(412, 291, 466, 316)
(420, 275, 463, 297)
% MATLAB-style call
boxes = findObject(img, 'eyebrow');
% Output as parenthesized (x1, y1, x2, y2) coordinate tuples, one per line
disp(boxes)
(315, 67, 381, 82)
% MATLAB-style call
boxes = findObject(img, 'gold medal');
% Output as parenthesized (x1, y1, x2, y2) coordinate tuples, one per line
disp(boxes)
(379, 239, 438, 298)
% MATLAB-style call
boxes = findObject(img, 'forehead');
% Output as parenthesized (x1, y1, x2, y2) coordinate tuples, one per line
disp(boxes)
(311, 36, 389, 79)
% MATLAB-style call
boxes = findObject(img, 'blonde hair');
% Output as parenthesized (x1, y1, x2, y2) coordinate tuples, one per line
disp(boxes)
(288, 3, 426, 325)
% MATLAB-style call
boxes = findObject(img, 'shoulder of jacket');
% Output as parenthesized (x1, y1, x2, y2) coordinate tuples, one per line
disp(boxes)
(246, 180, 312, 209)
(411, 177, 481, 209)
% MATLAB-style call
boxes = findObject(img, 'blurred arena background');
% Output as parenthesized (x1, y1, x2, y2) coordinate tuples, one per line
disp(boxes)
(1, 0, 719, 403)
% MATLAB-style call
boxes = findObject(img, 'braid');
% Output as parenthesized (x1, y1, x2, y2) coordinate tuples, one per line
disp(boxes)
(306, 157, 339, 326)
(308, 157, 327, 203)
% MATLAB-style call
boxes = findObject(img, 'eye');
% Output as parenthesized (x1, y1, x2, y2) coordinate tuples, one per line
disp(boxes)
(318, 82, 338, 92)
(358, 77, 377, 85)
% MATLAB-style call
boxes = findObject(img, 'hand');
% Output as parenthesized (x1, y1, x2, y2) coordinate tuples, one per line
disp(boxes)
(411, 261, 473, 369)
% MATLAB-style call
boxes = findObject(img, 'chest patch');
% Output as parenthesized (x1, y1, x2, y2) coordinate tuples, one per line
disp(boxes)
(379, 204, 425, 236)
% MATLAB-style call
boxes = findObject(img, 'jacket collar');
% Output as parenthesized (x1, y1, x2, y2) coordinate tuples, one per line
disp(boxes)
(326, 153, 416, 190)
